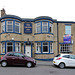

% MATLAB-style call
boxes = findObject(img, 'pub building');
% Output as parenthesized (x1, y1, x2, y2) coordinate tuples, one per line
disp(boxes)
(0, 9, 75, 61)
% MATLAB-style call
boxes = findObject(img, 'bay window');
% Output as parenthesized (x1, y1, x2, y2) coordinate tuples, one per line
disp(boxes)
(36, 42, 53, 54)
(1, 20, 20, 33)
(36, 21, 53, 34)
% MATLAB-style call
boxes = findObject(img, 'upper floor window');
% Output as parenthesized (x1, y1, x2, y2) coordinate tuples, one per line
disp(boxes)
(42, 22, 48, 33)
(7, 21, 13, 32)
(1, 22, 5, 32)
(36, 22, 41, 33)
(1, 20, 20, 33)
(65, 25, 71, 34)
(49, 23, 53, 33)
(36, 21, 53, 34)
(15, 22, 20, 33)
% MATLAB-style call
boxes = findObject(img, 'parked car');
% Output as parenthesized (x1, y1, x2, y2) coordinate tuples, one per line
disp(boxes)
(53, 54, 75, 69)
(0, 52, 36, 68)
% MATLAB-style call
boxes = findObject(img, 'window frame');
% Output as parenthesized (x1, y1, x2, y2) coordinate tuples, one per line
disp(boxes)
(15, 42, 21, 52)
(15, 22, 20, 33)
(1, 42, 5, 54)
(36, 42, 41, 53)
(49, 23, 53, 33)
(6, 42, 13, 52)
(50, 42, 53, 53)
(1, 22, 5, 32)
(65, 25, 71, 34)
(42, 22, 48, 33)
(6, 21, 13, 32)
(60, 44, 72, 53)
(36, 22, 41, 33)
(42, 42, 49, 53)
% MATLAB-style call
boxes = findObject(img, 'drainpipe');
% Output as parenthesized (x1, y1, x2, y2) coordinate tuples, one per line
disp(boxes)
(57, 22, 59, 54)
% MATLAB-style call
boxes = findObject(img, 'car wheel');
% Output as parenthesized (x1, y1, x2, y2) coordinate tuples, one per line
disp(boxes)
(59, 63, 65, 69)
(1, 61, 7, 67)
(26, 62, 32, 68)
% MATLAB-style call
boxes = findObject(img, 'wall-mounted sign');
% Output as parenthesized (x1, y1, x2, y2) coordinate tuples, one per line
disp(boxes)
(63, 34, 71, 44)
(24, 23, 32, 33)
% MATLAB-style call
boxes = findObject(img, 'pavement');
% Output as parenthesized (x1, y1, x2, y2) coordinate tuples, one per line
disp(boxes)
(36, 60, 53, 66)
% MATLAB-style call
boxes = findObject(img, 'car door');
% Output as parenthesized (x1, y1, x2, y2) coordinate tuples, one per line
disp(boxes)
(18, 53, 27, 65)
(6, 53, 15, 65)
(13, 53, 20, 65)
(62, 55, 71, 66)
(69, 55, 75, 66)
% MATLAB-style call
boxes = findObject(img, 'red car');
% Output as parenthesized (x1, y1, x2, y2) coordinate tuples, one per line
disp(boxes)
(0, 52, 36, 68)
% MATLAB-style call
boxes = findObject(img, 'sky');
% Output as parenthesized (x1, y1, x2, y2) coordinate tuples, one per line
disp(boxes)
(0, 0, 75, 21)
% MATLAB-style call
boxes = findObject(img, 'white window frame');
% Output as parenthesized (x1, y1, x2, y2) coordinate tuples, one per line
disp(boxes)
(65, 25, 71, 34)
(50, 42, 53, 53)
(15, 42, 21, 52)
(1, 22, 5, 32)
(15, 22, 20, 33)
(36, 42, 41, 53)
(1, 42, 5, 54)
(6, 21, 13, 32)
(42, 22, 48, 33)
(36, 22, 41, 33)
(60, 44, 72, 53)
(42, 42, 49, 53)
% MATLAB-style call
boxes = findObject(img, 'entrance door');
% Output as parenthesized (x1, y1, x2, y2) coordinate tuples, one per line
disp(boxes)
(25, 46, 31, 57)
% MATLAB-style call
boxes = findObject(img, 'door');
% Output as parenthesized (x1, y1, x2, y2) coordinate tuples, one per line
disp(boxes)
(25, 46, 31, 57)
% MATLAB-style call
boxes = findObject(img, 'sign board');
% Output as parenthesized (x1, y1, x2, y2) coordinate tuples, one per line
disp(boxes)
(24, 23, 32, 33)
(63, 34, 71, 44)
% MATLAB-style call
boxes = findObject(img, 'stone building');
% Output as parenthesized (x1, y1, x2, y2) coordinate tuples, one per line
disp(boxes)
(0, 9, 75, 60)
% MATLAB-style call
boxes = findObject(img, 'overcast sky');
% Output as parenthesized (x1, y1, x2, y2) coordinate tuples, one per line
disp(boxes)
(0, 0, 75, 21)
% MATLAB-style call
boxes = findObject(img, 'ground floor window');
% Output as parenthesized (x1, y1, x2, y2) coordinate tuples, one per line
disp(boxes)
(7, 42, 13, 52)
(36, 42, 53, 54)
(50, 42, 53, 53)
(60, 44, 72, 53)
(43, 42, 49, 53)
(36, 42, 41, 53)
(1, 42, 21, 54)
(1, 42, 5, 54)
(15, 42, 21, 52)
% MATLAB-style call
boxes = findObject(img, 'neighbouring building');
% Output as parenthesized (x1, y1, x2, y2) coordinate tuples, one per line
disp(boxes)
(0, 9, 75, 61)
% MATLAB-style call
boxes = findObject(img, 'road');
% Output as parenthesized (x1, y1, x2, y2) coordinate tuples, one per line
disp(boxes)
(0, 61, 75, 75)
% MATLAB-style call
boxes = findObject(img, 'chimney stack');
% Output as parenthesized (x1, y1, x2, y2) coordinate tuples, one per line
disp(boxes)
(0, 8, 6, 17)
